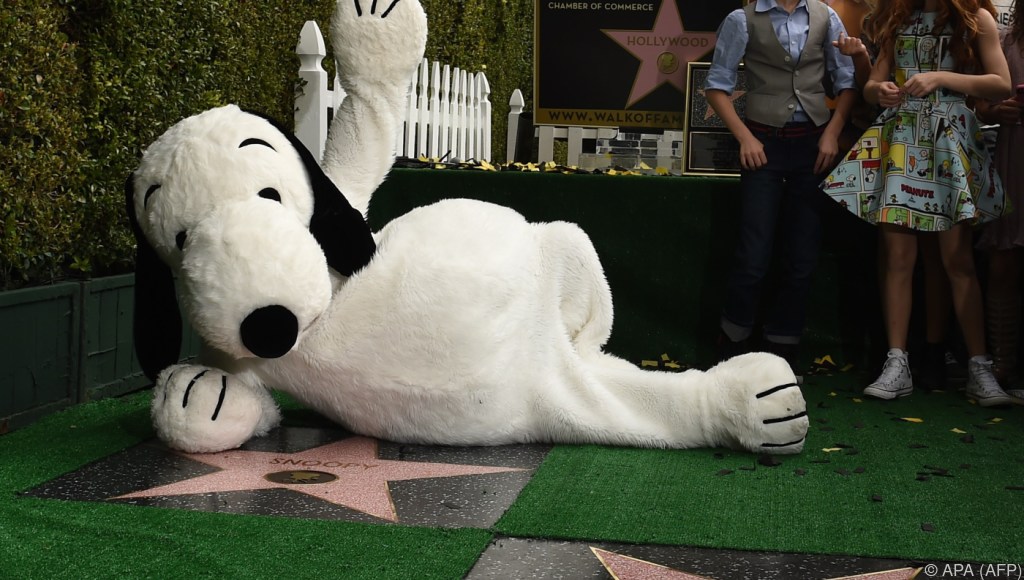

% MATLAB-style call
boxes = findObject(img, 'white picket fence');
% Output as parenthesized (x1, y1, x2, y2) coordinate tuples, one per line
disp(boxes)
(294, 20, 492, 163)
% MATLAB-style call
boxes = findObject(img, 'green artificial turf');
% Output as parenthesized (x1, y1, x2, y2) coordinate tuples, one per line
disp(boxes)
(496, 370, 1024, 563)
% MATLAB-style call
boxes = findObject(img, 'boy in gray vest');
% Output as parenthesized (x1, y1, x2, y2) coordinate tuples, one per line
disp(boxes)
(705, 0, 857, 376)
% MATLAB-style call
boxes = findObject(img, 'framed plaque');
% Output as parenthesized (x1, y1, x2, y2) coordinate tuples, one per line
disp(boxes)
(682, 61, 746, 176)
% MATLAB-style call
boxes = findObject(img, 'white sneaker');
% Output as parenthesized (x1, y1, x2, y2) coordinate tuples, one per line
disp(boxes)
(1006, 390, 1024, 405)
(965, 357, 1014, 407)
(864, 349, 913, 400)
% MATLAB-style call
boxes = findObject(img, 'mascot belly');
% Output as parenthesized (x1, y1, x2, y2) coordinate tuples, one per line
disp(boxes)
(126, 0, 809, 456)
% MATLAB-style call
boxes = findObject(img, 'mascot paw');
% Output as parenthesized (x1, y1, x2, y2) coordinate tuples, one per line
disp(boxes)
(151, 364, 281, 453)
(711, 353, 809, 454)
(331, 0, 428, 88)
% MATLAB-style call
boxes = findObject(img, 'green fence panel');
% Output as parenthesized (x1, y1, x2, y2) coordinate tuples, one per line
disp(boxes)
(0, 283, 81, 432)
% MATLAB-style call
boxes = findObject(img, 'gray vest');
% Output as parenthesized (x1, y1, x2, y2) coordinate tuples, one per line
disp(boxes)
(743, 1, 831, 127)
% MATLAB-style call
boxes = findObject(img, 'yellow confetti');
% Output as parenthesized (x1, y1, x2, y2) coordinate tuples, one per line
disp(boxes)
(822, 447, 843, 453)
(641, 360, 658, 367)
(433, 163, 446, 170)
(900, 417, 924, 423)
(829, 391, 837, 397)
(661, 353, 671, 361)
(478, 160, 495, 171)
(840, 363, 855, 372)
(655, 167, 670, 175)
(544, 161, 557, 170)
(989, 417, 1003, 423)
(814, 355, 835, 366)
(664, 361, 681, 369)
(951, 428, 967, 434)
(607, 169, 619, 175)
(852, 398, 862, 403)
(637, 161, 652, 170)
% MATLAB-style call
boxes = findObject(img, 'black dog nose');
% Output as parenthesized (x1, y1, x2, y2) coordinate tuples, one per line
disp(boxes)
(240, 305, 299, 358)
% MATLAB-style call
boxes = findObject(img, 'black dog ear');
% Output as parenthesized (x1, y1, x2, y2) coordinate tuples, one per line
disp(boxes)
(125, 173, 183, 381)
(254, 112, 376, 276)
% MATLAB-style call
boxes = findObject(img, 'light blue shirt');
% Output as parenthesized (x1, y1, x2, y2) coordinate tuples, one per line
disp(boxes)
(705, 0, 856, 122)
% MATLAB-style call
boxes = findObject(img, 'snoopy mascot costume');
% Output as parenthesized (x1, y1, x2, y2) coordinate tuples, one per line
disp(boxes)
(126, 0, 809, 456)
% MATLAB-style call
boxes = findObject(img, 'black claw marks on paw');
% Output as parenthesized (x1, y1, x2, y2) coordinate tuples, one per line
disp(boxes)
(182, 370, 209, 408)
(762, 437, 806, 449)
(763, 411, 808, 425)
(355, 0, 401, 18)
(755, 382, 799, 399)
(211, 376, 227, 421)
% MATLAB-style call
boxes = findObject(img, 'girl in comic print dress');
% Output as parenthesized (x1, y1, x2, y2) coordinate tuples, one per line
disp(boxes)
(823, 9, 1003, 231)
(820, 0, 1014, 406)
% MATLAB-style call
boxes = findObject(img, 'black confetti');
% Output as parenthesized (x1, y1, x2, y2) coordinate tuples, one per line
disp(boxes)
(908, 443, 928, 449)
(959, 463, 972, 469)
(870, 494, 883, 502)
(794, 468, 807, 476)
(715, 469, 734, 476)
(921, 523, 935, 532)
(834, 442, 853, 448)
(739, 465, 756, 471)
(713, 453, 724, 460)
(960, 434, 975, 444)
(854, 467, 866, 474)
(819, 426, 834, 432)
(835, 468, 851, 476)
(758, 454, 782, 467)
(845, 449, 861, 456)
(916, 475, 931, 482)
(810, 459, 832, 464)
(1006, 486, 1024, 491)
(853, 422, 864, 429)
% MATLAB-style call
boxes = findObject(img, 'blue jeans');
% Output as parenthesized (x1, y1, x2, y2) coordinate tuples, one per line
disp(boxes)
(721, 126, 825, 344)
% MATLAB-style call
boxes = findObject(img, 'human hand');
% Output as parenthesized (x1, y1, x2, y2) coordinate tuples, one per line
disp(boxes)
(815, 131, 839, 175)
(877, 81, 902, 108)
(832, 32, 867, 58)
(986, 99, 1022, 125)
(739, 136, 767, 170)
(901, 72, 944, 98)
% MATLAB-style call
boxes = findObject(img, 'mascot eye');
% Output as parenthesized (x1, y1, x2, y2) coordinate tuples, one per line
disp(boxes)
(258, 188, 282, 203)
(175, 231, 187, 251)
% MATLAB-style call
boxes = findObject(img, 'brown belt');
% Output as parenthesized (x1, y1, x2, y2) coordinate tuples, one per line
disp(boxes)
(746, 120, 825, 138)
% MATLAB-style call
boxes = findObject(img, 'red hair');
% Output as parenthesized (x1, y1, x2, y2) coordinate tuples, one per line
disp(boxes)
(869, 0, 990, 72)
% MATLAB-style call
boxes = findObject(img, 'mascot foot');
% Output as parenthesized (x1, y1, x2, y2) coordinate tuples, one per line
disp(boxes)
(151, 364, 281, 453)
(710, 353, 809, 454)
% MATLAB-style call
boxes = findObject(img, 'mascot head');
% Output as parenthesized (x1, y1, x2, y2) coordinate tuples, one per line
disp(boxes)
(126, 105, 375, 380)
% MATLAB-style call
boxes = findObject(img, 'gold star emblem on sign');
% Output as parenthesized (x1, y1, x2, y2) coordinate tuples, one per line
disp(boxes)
(602, 1, 717, 107)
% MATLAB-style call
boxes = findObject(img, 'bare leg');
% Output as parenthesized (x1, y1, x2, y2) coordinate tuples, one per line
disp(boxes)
(936, 224, 986, 357)
(920, 234, 951, 344)
(879, 224, 918, 350)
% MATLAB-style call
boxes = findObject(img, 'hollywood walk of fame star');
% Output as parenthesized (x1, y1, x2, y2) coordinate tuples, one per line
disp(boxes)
(113, 436, 525, 522)
(697, 88, 746, 121)
(591, 547, 922, 580)
(602, 1, 717, 108)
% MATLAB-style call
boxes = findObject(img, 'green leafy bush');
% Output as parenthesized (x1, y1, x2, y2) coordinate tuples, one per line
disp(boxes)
(0, 0, 533, 290)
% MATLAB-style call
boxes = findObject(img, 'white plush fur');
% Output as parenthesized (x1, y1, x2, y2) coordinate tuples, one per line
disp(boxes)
(129, 0, 809, 455)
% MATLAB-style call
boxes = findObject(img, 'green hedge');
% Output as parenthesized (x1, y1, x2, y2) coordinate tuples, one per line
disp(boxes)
(0, 0, 533, 290)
